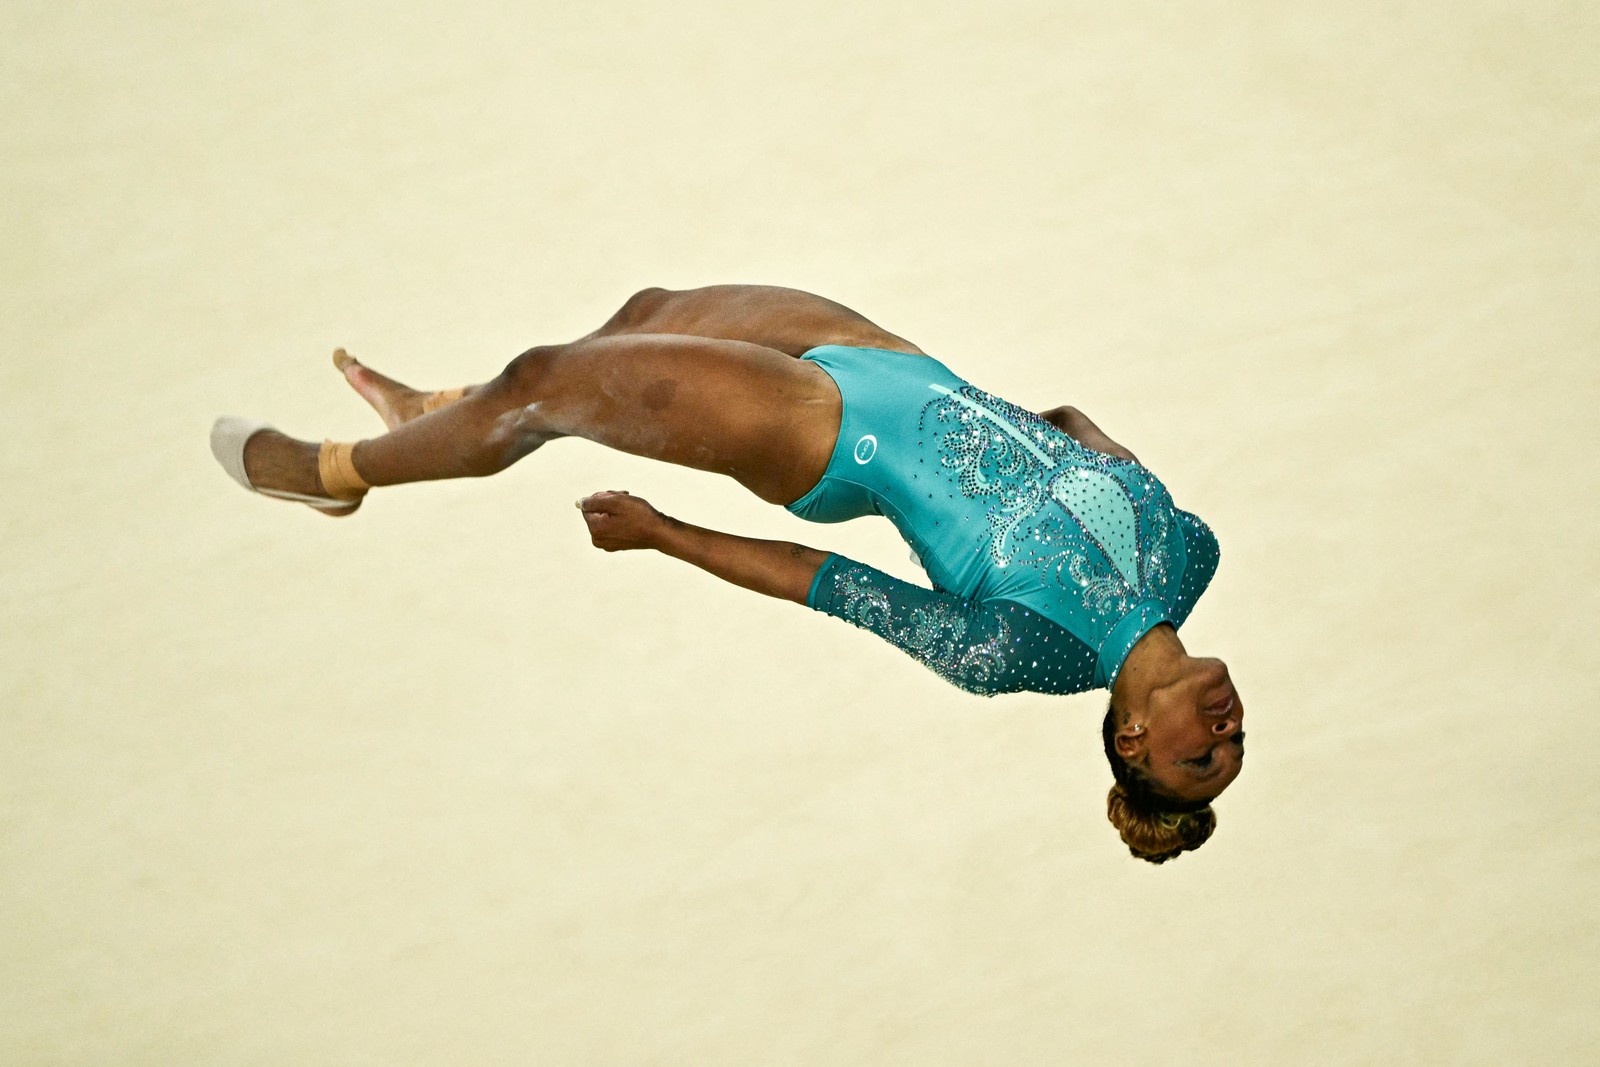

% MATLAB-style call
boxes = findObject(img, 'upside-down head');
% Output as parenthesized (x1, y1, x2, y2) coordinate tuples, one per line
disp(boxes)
(1101, 659, 1243, 863)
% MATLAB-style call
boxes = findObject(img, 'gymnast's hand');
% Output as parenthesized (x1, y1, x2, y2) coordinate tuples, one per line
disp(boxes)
(577, 490, 669, 551)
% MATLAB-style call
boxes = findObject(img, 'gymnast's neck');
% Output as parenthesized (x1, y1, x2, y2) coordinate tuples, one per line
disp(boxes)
(1112, 624, 1189, 708)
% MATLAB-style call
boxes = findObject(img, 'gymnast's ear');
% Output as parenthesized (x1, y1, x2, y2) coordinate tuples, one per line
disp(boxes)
(1113, 723, 1148, 760)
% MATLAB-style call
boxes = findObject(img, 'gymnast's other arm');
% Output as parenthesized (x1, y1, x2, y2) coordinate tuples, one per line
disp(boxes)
(1038, 405, 1139, 464)
(577, 490, 827, 604)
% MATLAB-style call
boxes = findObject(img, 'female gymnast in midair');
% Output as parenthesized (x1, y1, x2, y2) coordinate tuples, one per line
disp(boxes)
(211, 284, 1243, 863)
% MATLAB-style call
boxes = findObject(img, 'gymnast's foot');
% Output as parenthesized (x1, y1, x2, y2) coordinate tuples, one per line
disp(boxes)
(242, 429, 361, 517)
(333, 348, 432, 430)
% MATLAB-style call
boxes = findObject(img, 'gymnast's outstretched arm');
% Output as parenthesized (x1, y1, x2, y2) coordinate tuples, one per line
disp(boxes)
(576, 491, 1094, 695)
(577, 491, 829, 604)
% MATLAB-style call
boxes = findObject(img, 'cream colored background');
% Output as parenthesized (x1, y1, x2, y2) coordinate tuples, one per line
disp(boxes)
(4, 2, 1597, 1063)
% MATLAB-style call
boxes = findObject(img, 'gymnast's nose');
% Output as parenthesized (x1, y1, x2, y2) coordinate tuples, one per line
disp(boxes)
(1204, 691, 1241, 735)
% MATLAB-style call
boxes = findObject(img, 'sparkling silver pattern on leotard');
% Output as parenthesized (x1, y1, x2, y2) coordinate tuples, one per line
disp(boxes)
(827, 565, 1010, 694)
(814, 558, 1101, 695)
(919, 386, 1176, 615)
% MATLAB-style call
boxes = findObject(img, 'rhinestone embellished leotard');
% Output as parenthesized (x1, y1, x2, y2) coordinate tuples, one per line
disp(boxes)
(786, 345, 1219, 696)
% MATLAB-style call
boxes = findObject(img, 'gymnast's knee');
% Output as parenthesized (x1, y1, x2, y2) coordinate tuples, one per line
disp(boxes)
(492, 343, 565, 400)
(607, 286, 676, 330)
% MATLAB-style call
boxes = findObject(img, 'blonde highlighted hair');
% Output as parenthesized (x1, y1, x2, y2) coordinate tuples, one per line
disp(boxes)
(1105, 784, 1216, 864)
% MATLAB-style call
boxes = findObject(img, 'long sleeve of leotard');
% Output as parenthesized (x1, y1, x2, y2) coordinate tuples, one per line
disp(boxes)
(805, 555, 1099, 696)
(1168, 510, 1220, 628)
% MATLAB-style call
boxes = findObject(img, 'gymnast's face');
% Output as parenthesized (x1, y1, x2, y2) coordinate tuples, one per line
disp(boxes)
(1131, 659, 1245, 804)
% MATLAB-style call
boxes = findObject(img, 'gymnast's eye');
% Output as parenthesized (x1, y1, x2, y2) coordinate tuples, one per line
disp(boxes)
(1188, 751, 1213, 769)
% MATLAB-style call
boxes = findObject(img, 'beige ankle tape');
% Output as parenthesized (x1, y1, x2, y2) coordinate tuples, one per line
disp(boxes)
(317, 441, 370, 501)
(422, 387, 467, 414)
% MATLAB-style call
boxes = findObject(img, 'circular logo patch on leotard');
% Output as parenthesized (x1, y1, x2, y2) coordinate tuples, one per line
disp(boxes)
(853, 434, 878, 464)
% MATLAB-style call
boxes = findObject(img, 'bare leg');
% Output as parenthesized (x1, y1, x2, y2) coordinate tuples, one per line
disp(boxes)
(336, 284, 919, 431)
(247, 332, 842, 508)
(579, 284, 924, 356)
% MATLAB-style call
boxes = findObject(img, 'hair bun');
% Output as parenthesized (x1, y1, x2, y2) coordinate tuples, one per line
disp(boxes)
(1106, 783, 1217, 865)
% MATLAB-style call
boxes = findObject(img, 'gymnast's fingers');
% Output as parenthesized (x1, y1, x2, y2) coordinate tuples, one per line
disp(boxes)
(576, 491, 625, 513)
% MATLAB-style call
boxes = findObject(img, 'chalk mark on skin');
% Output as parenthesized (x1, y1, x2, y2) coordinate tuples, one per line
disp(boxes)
(488, 403, 558, 467)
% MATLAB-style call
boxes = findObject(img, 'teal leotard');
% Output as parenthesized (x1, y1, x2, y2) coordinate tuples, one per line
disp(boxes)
(788, 345, 1219, 696)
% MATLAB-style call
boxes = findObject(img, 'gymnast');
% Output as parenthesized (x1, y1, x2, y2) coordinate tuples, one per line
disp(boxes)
(210, 284, 1244, 863)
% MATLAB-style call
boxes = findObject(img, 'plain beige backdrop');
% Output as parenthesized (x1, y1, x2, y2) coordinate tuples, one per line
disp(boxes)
(4, 1, 1597, 1064)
